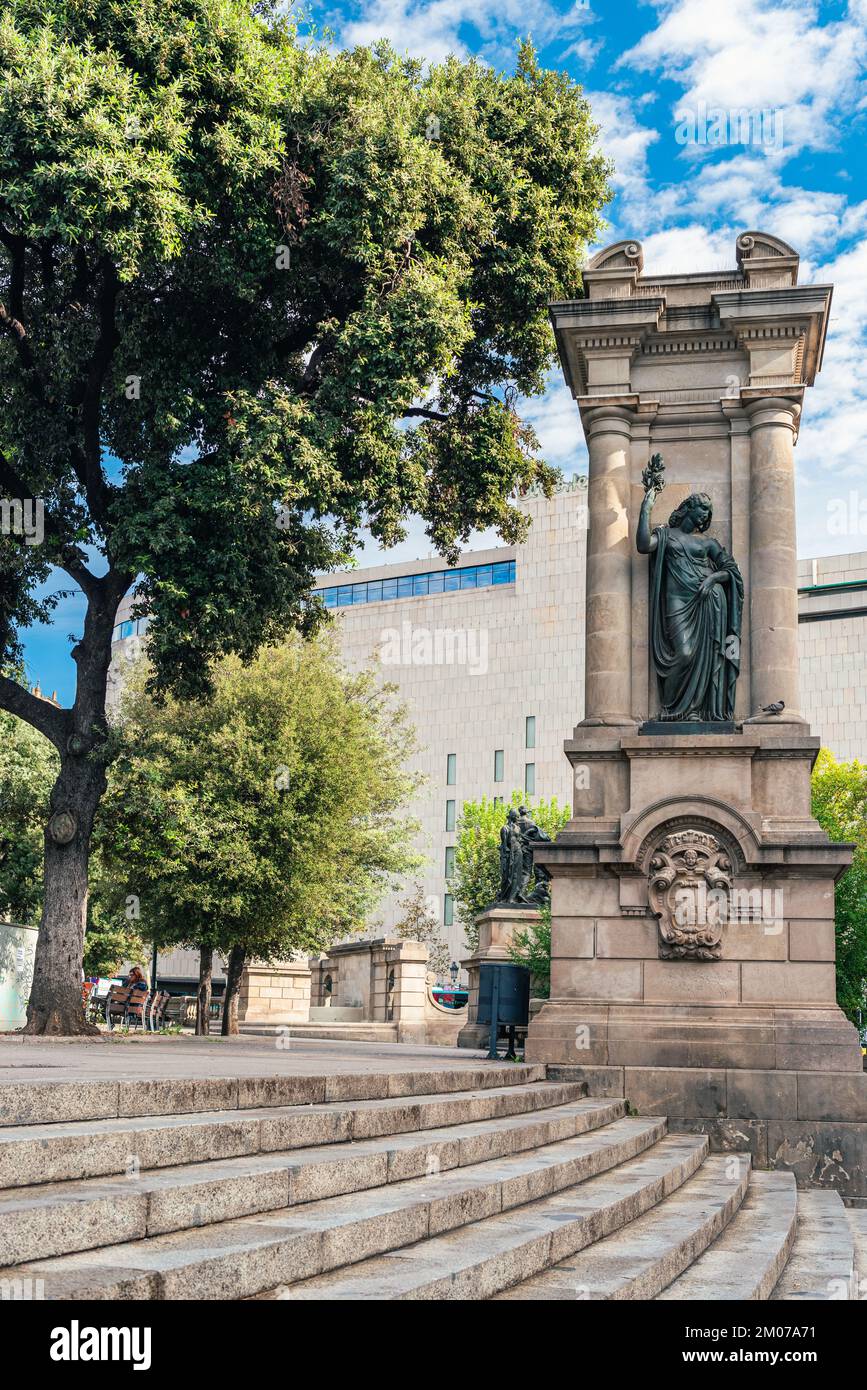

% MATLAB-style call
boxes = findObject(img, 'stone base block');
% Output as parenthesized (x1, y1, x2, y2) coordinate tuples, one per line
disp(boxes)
(527, 999, 862, 1072)
(545, 1062, 867, 1199)
(238, 961, 312, 1027)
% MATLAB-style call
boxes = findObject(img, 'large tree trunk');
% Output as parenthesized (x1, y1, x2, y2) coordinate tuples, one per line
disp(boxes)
(196, 946, 213, 1036)
(25, 754, 106, 1035)
(23, 579, 121, 1036)
(221, 944, 247, 1036)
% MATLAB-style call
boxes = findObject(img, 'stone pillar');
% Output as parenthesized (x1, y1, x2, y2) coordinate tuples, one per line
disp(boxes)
(237, 960, 312, 1031)
(582, 406, 634, 725)
(458, 905, 540, 1048)
(370, 939, 428, 1040)
(745, 396, 803, 719)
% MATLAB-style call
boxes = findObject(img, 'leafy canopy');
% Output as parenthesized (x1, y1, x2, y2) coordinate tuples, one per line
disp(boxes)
(0, 0, 610, 700)
(811, 749, 867, 1026)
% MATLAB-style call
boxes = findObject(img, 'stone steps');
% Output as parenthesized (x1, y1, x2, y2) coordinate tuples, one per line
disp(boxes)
(656, 1170, 797, 1301)
(5, 1114, 667, 1299)
(0, 1096, 622, 1267)
(0, 1062, 547, 1126)
(493, 1153, 750, 1300)
(848, 1207, 867, 1297)
(770, 1189, 856, 1300)
(0, 1078, 582, 1189)
(0, 1065, 860, 1302)
(259, 1133, 706, 1300)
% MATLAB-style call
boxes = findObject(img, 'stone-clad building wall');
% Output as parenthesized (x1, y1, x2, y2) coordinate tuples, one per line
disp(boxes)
(314, 483, 588, 962)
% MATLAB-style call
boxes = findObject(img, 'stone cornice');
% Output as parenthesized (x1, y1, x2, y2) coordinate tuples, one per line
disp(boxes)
(713, 285, 832, 384)
(550, 297, 666, 397)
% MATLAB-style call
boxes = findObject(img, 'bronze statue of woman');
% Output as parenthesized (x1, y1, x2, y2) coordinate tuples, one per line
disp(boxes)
(637, 471, 744, 723)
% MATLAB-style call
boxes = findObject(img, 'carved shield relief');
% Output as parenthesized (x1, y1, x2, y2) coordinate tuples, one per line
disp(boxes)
(648, 830, 732, 961)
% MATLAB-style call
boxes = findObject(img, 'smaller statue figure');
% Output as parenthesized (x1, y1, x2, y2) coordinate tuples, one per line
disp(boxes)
(497, 808, 527, 904)
(517, 805, 552, 906)
(495, 806, 552, 906)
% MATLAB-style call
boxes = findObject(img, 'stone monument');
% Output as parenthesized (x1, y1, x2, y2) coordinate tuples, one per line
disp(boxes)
(458, 805, 551, 1047)
(526, 232, 866, 1196)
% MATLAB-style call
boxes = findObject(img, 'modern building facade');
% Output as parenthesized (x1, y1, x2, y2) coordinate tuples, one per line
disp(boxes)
(797, 550, 867, 762)
(108, 492, 867, 965)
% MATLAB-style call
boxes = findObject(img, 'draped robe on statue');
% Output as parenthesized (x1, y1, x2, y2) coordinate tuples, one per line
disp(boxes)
(649, 526, 743, 722)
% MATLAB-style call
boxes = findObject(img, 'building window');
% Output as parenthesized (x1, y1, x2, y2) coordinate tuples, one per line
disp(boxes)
(444, 894, 454, 927)
(493, 795, 503, 807)
(111, 616, 151, 644)
(445, 846, 455, 879)
(525, 715, 536, 749)
(525, 763, 535, 795)
(446, 753, 456, 785)
(494, 749, 504, 782)
(312, 558, 515, 608)
(445, 799, 456, 832)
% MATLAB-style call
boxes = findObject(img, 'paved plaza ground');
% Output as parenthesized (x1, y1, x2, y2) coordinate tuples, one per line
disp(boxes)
(0, 1034, 490, 1085)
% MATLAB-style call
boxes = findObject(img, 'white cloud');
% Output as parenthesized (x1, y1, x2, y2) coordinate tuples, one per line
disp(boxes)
(340, 0, 591, 64)
(640, 224, 734, 274)
(583, 90, 660, 238)
(622, 0, 867, 162)
(561, 36, 603, 66)
(521, 377, 587, 473)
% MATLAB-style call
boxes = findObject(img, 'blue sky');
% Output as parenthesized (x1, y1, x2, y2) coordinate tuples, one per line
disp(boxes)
(22, 0, 867, 702)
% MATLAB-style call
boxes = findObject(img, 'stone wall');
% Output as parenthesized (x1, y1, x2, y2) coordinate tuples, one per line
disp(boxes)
(237, 961, 311, 1029)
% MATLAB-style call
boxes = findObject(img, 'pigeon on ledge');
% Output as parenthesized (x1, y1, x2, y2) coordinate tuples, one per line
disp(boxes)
(761, 700, 785, 715)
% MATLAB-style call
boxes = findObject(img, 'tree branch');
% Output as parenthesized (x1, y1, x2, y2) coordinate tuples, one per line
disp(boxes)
(0, 225, 26, 319)
(402, 406, 450, 421)
(0, 672, 69, 750)
(0, 302, 46, 404)
(77, 258, 119, 527)
(0, 452, 101, 599)
(272, 321, 317, 358)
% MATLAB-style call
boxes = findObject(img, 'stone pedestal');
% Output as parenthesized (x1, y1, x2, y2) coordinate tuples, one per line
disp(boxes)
(458, 906, 539, 1048)
(527, 231, 867, 1195)
(237, 960, 311, 1031)
(527, 727, 860, 1074)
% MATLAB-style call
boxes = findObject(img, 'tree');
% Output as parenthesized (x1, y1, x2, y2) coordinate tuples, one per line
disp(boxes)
(811, 749, 867, 1027)
(451, 791, 570, 951)
(508, 903, 552, 998)
(95, 634, 422, 1032)
(0, 701, 59, 924)
(0, 0, 610, 1031)
(392, 882, 451, 981)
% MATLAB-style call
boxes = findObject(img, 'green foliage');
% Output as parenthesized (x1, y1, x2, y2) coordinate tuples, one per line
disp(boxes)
(0, 3, 610, 697)
(82, 902, 144, 980)
(508, 902, 551, 998)
(451, 790, 570, 951)
(94, 633, 422, 962)
(0, 704, 59, 922)
(811, 749, 867, 1026)
(392, 881, 451, 980)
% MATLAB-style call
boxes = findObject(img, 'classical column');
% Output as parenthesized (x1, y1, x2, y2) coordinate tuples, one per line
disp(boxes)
(581, 405, 635, 724)
(745, 396, 803, 718)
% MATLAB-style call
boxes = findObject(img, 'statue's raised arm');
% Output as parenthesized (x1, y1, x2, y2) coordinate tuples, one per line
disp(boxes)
(637, 453, 665, 554)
